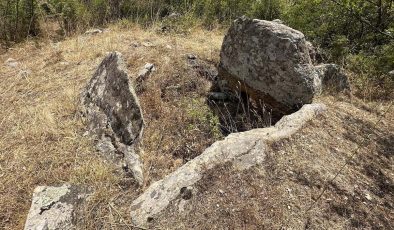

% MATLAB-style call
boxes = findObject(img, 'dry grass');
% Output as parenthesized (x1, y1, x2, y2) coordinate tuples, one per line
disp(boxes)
(0, 22, 225, 229)
(154, 96, 394, 229)
(1, 20, 393, 230)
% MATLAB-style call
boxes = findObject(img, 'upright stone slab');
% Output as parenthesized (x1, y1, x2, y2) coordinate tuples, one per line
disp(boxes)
(81, 52, 144, 185)
(219, 16, 320, 113)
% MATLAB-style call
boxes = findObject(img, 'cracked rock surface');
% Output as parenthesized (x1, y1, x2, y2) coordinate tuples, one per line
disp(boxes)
(81, 52, 144, 185)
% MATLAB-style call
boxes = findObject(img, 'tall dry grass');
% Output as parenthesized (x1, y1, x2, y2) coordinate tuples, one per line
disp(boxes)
(0, 22, 224, 229)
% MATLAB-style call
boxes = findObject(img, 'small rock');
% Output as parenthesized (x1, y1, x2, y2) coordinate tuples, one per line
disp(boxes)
(388, 70, 394, 76)
(18, 70, 31, 79)
(208, 92, 229, 101)
(165, 45, 173, 49)
(218, 189, 225, 195)
(165, 84, 181, 90)
(85, 29, 102, 35)
(365, 193, 372, 201)
(59, 61, 69, 66)
(187, 54, 197, 60)
(5, 58, 18, 68)
(168, 12, 181, 19)
(136, 63, 156, 82)
(142, 41, 155, 47)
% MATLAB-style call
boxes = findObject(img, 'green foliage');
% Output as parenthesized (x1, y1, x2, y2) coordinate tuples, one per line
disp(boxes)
(0, 0, 39, 43)
(283, 0, 394, 100)
(186, 98, 222, 139)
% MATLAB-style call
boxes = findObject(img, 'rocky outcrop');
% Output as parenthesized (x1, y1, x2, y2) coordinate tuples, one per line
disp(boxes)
(219, 16, 320, 114)
(81, 52, 144, 185)
(130, 103, 326, 227)
(24, 184, 88, 230)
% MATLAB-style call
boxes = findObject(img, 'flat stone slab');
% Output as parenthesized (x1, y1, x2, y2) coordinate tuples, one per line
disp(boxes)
(24, 184, 88, 230)
(130, 103, 326, 227)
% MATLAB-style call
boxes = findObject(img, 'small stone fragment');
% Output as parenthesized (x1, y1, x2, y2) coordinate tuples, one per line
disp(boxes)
(85, 29, 102, 35)
(5, 58, 19, 68)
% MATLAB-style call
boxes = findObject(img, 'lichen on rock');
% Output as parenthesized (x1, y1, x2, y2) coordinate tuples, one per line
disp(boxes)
(81, 52, 144, 185)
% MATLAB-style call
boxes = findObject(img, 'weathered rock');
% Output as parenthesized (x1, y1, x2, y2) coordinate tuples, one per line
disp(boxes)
(18, 69, 31, 79)
(24, 184, 88, 230)
(136, 63, 155, 82)
(130, 103, 326, 227)
(81, 52, 144, 185)
(84, 29, 102, 35)
(5, 58, 19, 68)
(315, 64, 350, 93)
(388, 70, 394, 76)
(219, 16, 320, 114)
(142, 41, 156, 47)
(306, 41, 317, 64)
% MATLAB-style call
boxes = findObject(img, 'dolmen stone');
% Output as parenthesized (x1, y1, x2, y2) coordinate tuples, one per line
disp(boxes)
(130, 103, 326, 227)
(219, 16, 349, 114)
(81, 52, 144, 185)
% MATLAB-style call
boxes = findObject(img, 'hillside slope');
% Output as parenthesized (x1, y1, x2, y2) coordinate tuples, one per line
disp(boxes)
(155, 97, 394, 229)
(0, 24, 393, 229)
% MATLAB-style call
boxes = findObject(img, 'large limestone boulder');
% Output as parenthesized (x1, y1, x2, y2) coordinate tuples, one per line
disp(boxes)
(24, 184, 88, 230)
(130, 103, 326, 227)
(219, 16, 320, 113)
(81, 52, 144, 185)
